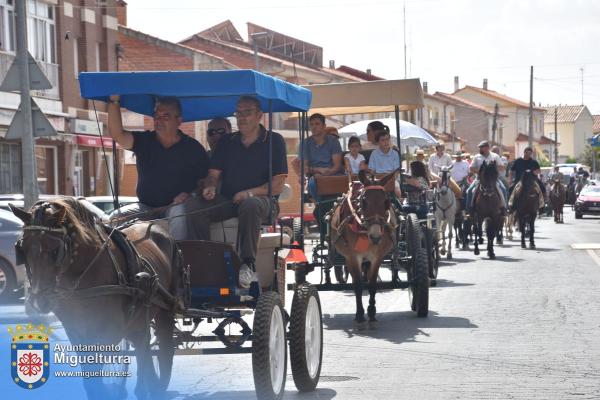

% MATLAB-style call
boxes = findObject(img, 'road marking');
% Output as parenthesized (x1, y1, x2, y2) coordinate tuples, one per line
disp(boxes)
(587, 249, 600, 267)
(571, 243, 600, 250)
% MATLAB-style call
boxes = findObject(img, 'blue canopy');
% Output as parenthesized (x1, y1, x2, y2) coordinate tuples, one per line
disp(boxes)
(78, 70, 312, 122)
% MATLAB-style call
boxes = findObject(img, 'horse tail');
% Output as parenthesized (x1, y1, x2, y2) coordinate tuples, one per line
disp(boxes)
(484, 217, 495, 239)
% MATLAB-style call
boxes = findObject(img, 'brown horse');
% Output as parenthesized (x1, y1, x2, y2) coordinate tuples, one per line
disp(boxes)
(11, 198, 179, 400)
(473, 161, 504, 259)
(329, 171, 397, 328)
(550, 178, 566, 223)
(513, 170, 540, 249)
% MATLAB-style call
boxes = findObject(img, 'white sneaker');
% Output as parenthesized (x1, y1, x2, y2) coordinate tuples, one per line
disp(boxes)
(238, 264, 257, 289)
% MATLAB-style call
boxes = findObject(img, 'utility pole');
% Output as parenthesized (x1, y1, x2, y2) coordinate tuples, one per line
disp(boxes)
(491, 103, 499, 146)
(403, 0, 407, 79)
(528, 65, 534, 152)
(554, 107, 558, 165)
(15, 0, 38, 209)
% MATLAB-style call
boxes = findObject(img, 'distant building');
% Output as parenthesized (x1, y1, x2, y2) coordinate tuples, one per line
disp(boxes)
(453, 81, 546, 158)
(593, 115, 600, 135)
(543, 105, 595, 162)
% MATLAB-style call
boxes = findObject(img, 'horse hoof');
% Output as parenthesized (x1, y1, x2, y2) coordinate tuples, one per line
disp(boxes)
(521, 243, 526, 249)
(530, 244, 536, 249)
(447, 253, 452, 260)
(478, 238, 484, 244)
(440, 249, 446, 256)
(488, 253, 495, 259)
(354, 320, 367, 331)
(474, 249, 480, 255)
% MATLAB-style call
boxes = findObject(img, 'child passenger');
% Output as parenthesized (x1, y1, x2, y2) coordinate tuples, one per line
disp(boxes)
(344, 136, 367, 174)
(368, 127, 402, 197)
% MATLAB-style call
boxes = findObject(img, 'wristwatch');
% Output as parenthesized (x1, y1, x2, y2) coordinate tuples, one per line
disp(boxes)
(109, 99, 120, 105)
(247, 190, 254, 197)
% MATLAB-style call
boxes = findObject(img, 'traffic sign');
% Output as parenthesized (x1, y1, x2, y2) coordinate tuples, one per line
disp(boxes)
(6, 98, 57, 139)
(0, 51, 52, 91)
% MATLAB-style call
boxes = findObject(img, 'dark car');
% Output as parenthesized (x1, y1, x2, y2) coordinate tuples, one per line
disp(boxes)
(0, 209, 26, 302)
(574, 184, 600, 219)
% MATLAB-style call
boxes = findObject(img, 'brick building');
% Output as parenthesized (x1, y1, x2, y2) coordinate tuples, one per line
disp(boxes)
(0, 0, 121, 197)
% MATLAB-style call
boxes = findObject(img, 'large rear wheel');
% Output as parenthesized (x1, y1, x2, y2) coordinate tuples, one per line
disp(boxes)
(252, 292, 288, 400)
(408, 248, 430, 317)
(425, 228, 439, 286)
(289, 284, 323, 392)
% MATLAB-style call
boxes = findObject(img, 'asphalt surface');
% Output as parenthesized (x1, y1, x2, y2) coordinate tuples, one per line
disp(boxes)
(2, 207, 600, 399)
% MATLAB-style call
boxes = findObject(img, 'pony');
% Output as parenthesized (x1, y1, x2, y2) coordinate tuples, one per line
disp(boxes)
(434, 166, 456, 259)
(329, 170, 397, 329)
(472, 161, 504, 259)
(513, 170, 540, 249)
(10, 198, 179, 400)
(549, 177, 566, 223)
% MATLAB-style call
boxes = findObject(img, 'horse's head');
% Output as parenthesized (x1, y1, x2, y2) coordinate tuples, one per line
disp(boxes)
(520, 169, 536, 187)
(10, 198, 97, 313)
(478, 160, 498, 189)
(358, 170, 395, 245)
(439, 165, 453, 195)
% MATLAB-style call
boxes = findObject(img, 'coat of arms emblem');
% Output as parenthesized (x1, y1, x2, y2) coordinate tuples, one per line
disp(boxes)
(9, 324, 52, 390)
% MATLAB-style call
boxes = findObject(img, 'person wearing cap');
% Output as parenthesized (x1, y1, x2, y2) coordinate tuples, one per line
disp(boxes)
(428, 143, 452, 176)
(451, 152, 470, 184)
(508, 146, 544, 210)
(466, 140, 507, 213)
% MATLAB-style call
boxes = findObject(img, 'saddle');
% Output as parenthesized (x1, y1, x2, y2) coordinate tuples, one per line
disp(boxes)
(509, 181, 544, 209)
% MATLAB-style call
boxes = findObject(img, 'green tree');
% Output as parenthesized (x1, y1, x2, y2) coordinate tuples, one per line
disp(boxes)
(579, 145, 599, 168)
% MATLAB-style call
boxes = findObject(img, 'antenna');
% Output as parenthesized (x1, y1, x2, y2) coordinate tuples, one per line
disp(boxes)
(580, 66, 584, 105)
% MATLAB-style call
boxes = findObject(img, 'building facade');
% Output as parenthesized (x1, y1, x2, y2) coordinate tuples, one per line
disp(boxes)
(543, 105, 595, 162)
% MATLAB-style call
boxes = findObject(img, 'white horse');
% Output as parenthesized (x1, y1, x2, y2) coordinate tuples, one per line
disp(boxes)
(434, 166, 457, 260)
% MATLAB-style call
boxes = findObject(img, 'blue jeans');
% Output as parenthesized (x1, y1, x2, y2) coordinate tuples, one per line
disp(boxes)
(466, 179, 507, 210)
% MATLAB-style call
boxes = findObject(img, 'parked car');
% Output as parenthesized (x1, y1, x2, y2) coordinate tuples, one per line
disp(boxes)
(574, 185, 600, 219)
(0, 194, 109, 223)
(86, 196, 139, 214)
(0, 209, 26, 302)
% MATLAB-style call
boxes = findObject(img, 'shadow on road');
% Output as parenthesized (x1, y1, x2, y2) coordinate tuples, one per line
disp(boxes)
(179, 388, 337, 400)
(322, 310, 477, 345)
(433, 279, 475, 288)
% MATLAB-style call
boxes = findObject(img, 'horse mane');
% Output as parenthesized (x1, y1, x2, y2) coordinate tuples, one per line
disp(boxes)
(478, 161, 498, 185)
(34, 198, 98, 245)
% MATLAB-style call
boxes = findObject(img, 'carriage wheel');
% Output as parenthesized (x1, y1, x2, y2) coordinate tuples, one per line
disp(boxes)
(406, 213, 422, 258)
(147, 317, 175, 392)
(293, 217, 303, 242)
(253, 292, 288, 400)
(100, 338, 130, 399)
(425, 228, 439, 286)
(289, 284, 323, 392)
(408, 248, 430, 317)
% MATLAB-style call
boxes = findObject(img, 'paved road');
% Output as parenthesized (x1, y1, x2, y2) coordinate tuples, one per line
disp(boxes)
(2, 208, 600, 399)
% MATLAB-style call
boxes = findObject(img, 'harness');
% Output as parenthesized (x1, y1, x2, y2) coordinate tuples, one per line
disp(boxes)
(435, 172, 456, 219)
(17, 209, 182, 315)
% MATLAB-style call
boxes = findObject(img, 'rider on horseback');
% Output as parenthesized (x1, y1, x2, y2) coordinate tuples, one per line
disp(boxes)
(466, 141, 508, 214)
(508, 147, 544, 211)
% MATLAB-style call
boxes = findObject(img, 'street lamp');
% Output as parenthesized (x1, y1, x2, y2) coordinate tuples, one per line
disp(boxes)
(250, 32, 269, 72)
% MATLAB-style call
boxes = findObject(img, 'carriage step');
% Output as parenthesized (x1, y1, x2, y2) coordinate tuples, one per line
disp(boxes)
(288, 281, 410, 291)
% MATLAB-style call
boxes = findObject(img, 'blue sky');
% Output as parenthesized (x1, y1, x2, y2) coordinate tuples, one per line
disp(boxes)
(124, 0, 600, 114)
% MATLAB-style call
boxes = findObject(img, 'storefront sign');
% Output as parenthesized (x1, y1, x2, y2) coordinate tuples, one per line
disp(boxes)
(76, 134, 117, 148)
(70, 119, 103, 136)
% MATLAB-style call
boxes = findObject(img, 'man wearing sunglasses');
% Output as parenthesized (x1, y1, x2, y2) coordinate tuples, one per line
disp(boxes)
(206, 117, 232, 156)
(107, 95, 209, 228)
(179, 96, 288, 289)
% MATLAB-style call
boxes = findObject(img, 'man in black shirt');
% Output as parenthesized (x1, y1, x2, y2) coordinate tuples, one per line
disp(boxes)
(206, 117, 232, 157)
(107, 95, 209, 235)
(508, 147, 545, 208)
(182, 96, 288, 288)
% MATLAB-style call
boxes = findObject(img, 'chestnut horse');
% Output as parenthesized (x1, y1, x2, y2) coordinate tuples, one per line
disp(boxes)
(513, 170, 540, 249)
(11, 198, 180, 400)
(329, 171, 397, 328)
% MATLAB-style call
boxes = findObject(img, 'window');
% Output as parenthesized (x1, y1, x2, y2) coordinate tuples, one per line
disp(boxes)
(0, 0, 15, 52)
(0, 142, 22, 194)
(26, 0, 55, 63)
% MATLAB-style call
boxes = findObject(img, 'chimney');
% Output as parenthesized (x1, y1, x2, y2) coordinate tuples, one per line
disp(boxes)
(423, 82, 428, 93)
(454, 76, 459, 92)
(116, 0, 127, 26)
(366, 68, 372, 75)
(329, 60, 335, 69)
(483, 78, 488, 90)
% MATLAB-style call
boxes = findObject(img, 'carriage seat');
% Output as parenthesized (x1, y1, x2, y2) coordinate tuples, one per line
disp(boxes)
(209, 218, 290, 289)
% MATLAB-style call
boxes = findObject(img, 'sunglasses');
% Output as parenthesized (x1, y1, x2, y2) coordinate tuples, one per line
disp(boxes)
(207, 128, 227, 137)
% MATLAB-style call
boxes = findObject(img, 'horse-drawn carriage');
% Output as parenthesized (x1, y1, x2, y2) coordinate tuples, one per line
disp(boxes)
(14, 70, 323, 400)
(287, 79, 437, 321)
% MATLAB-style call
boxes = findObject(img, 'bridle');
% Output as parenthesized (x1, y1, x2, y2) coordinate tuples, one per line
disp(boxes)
(345, 184, 392, 231)
(435, 171, 455, 219)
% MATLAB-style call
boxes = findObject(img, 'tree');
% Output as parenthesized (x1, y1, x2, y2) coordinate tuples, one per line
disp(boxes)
(579, 145, 599, 169)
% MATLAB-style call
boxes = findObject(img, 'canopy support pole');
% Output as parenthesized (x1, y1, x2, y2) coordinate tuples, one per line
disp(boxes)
(268, 100, 273, 226)
(299, 112, 307, 248)
(395, 105, 403, 185)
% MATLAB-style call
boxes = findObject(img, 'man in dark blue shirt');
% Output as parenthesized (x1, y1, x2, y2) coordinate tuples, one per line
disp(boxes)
(181, 96, 288, 288)
(107, 95, 209, 233)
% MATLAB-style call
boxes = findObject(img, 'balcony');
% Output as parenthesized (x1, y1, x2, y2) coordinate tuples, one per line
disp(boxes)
(0, 51, 60, 100)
